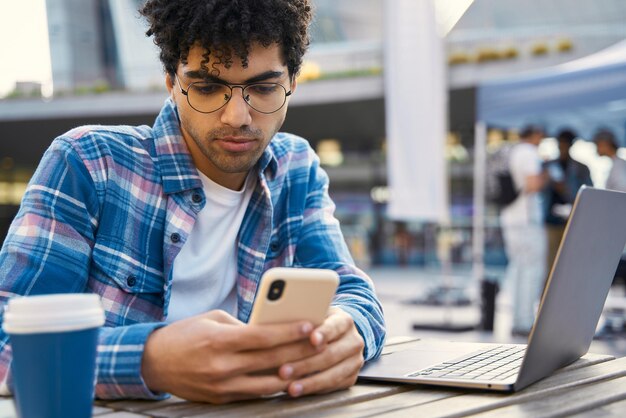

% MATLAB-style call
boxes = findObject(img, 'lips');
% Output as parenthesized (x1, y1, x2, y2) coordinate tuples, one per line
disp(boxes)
(215, 137, 256, 152)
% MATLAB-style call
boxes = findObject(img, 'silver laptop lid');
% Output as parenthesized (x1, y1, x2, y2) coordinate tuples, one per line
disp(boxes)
(516, 187, 626, 390)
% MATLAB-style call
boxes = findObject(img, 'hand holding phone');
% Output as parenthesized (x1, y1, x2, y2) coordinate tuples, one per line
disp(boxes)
(249, 267, 339, 326)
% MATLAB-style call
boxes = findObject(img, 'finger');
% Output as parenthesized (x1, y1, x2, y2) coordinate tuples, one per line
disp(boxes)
(310, 309, 353, 347)
(279, 333, 363, 380)
(316, 375, 357, 395)
(213, 320, 313, 352)
(204, 309, 244, 325)
(287, 354, 363, 397)
(236, 340, 321, 375)
(179, 374, 290, 404)
(208, 374, 290, 398)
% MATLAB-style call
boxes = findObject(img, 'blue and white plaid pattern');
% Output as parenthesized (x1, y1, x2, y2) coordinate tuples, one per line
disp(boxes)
(0, 98, 385, 399)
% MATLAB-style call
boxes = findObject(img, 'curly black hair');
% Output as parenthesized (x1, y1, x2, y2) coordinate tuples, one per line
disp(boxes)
(139, 0, 313, 78)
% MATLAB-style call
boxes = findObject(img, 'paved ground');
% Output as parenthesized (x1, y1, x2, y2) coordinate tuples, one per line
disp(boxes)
(368, 266, 626, 358)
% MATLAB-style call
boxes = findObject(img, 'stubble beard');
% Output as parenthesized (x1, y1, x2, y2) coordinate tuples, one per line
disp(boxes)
(188, 119, 285, 174)
(185, 125, 262, 174)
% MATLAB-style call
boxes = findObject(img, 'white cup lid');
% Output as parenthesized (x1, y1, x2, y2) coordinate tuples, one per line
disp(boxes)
(3, 294, 105, 334)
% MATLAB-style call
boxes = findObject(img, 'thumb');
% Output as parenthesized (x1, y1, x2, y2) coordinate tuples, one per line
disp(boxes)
(204, 309, 245, 325)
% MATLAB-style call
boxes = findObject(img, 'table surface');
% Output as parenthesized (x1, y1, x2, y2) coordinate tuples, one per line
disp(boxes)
(2, 336, 626, 418)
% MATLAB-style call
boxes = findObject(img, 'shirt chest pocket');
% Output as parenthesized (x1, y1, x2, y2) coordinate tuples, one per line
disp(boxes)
(89, 241, 165, 325)
(90, 242, 164, 293)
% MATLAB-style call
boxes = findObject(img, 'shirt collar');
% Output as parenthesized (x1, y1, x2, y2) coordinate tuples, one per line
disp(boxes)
(257, 143, 278, 178)
(152, 98, 202, 194)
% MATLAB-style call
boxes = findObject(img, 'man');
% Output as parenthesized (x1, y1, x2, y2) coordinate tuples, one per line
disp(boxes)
(500, 125, 547, 336)
(543, 129, 592, 268)
(0, 0, 385, 404)
(594, 128, 626, 317)
(594, 129, 626, 192)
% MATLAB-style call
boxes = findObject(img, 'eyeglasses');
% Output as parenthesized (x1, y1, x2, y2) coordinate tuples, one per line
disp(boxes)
(175, 74, 292, 114)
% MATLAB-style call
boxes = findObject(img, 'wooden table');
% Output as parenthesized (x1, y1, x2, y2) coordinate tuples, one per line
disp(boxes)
(2, 337, 626, 417)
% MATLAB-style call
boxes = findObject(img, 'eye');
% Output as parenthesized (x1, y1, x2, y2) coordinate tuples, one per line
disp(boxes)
(248, 84, 279, 95)
(193, 83, 223, 95)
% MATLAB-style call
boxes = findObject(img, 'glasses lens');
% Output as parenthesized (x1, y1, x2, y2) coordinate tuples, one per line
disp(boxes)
(187, 83, 231, 113)
(186, 82, 288, 113)
(243, 83, 288, 113)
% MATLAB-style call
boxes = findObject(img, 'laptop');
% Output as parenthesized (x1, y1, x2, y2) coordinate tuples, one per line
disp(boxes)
(359, 186, 626, 392)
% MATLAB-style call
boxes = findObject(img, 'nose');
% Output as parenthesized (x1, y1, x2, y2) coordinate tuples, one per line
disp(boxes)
(220, 87, 252, 128)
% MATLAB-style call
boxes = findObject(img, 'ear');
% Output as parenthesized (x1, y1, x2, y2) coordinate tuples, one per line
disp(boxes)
(165, 73, 174, 95)
(290, 75, 297, 95)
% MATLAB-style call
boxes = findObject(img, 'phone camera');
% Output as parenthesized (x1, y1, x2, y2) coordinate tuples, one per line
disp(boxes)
(267, 279, 285, 301)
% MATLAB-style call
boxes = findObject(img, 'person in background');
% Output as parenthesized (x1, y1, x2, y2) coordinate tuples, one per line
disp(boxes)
(0, 0, 385, 404)
(594, 129, 626, 192)
(393, 221, 413, 266)
(543, 129, 593, 269)
(500, 125, 548, 337)
(594, 128, 626, 315)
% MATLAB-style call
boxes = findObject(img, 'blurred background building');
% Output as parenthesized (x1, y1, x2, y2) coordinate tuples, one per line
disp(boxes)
(2, 0, 626, 269)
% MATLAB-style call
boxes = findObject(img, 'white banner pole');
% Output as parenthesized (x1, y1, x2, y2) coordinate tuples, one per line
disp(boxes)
(472, 121, 487, 283)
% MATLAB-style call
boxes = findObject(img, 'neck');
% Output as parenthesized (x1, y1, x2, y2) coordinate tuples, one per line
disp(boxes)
(198, 166, 248, 190)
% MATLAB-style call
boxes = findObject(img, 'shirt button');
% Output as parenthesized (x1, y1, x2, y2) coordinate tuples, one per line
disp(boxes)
(171, 232, 181, 243)
(126, 276, 137, 287)
(270, 240, 280, 252)
(192, 193, 202, 204)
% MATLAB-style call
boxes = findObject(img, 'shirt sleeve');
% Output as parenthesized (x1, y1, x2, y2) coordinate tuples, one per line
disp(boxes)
(293, 149, 386, 361)
(0, 138, 166, 400)
(96, 323, 168, 399)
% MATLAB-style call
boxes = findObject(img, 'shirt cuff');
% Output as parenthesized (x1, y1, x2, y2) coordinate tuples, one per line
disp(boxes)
(332, 304, 386, 361)
(95, 322, 169, 400)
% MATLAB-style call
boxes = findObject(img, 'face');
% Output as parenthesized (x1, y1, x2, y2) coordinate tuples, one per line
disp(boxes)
(558, 140, 571, 159)
(595, 140, 613, 157)
(529, 131, 544, 146)
(167, 43, 296, 189)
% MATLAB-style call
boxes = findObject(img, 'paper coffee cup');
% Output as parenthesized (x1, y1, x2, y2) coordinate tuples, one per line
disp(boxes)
(3, 293, 105, 418)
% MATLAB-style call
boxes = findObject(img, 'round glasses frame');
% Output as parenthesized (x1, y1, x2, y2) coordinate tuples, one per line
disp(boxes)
(175, 74, 292, 114)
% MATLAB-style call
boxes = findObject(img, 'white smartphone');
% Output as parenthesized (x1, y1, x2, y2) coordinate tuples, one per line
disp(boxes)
(248, 267, 339, 326)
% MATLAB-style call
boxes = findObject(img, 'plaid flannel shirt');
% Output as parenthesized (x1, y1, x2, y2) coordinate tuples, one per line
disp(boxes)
(0, 98, 385, 399)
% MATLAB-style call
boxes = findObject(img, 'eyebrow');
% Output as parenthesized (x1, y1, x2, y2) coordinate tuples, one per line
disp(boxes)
(183, 70, 286, 84)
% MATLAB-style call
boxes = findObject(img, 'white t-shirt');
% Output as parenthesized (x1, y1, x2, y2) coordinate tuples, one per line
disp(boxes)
(500, 142, 543, 227)
(166, 171, 255, 323)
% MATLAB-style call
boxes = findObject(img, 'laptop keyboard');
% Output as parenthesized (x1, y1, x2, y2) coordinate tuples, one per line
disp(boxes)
(408, 345, 526, 381)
